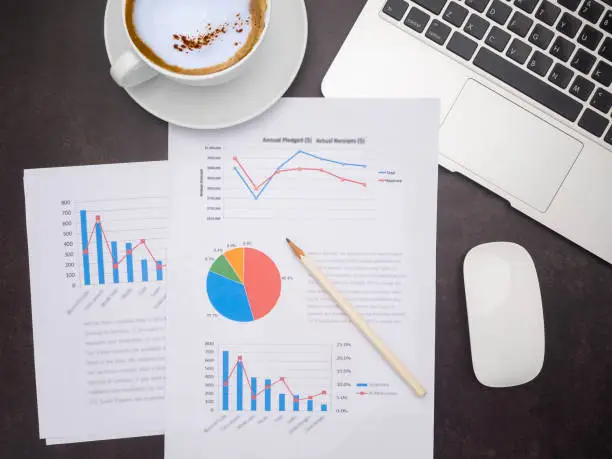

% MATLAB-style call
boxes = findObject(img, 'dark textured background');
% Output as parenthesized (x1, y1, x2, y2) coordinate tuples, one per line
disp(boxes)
(1, 0, 611, 458)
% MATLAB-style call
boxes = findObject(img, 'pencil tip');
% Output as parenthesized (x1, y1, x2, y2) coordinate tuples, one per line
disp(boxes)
(286, 238, 305, 258)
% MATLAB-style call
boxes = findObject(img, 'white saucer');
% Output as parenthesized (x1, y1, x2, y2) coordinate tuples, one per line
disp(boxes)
(104, 0, 308, 129)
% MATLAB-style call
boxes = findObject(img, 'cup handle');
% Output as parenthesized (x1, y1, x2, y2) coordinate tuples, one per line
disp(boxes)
(110, 50, 158, 88)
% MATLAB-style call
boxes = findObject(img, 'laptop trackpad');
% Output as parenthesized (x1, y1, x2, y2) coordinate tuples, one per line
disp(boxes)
(440, 79, 583, 212)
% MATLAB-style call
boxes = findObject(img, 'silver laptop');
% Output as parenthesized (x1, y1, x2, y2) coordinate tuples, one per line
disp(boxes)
(323, 0, 612, 264)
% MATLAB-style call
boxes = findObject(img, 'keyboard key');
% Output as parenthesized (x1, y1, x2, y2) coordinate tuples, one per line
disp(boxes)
(569, 75, 595, 99)
(557, 13, 583, 38)
(473, 47, 583, 121)
(604, 126, 612, 145)
(579, 0, 604, 22)
(599, 37, 612, 62)
(443, 2, 469, 26)
(383, 0, 409, 20)
(485, 25, 511, 50)
(592, 61, 612, 86)
(514, 0, 539, 13)
(549, 63, 575, 88)
(507, 11, 533, 36)
(529, 24, 555, 49)
(577, 24, 603, 50)
(558, 0, 582, 10)
(404, 7, 431, 32)
(549, 36, 576, 61)
(426, 19, 452, 44)
(590, 88, 612, 112)
(446, 31, 479, 59)
(486, 0, 513, 24)
(528, 50, 554, 75)
(466, 0, 491, 12)
(464, 14, 491, 38)
(536, 1, 561, 25)
(600, 10, 612, 33)
(578, 108, 608, 135)
(413, 0, 449, 14)
(571, 48, 597, 73)
(506, 38, 533, 63)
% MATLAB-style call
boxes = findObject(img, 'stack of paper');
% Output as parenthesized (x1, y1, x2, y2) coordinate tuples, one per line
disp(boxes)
(24, 99, 439, 456)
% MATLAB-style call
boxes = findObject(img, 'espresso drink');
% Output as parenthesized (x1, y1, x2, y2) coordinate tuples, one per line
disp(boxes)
(126, 0, 267, 75)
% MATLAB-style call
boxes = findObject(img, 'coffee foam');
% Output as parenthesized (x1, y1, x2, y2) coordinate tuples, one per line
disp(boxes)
(127, 0, 266, 75)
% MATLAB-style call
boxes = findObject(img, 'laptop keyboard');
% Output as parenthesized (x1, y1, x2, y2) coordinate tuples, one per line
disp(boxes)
(382, 0, 612, 146)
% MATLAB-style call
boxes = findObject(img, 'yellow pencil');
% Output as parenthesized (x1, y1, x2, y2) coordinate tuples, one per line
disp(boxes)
(286, 238, 426, 397)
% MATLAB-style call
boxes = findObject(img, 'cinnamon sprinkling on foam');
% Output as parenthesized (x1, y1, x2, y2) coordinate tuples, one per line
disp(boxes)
(172, 13, 252, 53)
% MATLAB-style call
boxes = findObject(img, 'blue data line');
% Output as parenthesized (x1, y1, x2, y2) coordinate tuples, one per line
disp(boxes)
(233, 150, 368, 200)
(234, 167, 259, 200)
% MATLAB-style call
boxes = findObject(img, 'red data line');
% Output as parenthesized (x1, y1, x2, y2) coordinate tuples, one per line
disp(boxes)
(233, 157, 367, 191)
(83, 216, 164, 268)
(233, 157, 258, 189)
(223, 357, 327, 402)
(84, 224, 97, 254)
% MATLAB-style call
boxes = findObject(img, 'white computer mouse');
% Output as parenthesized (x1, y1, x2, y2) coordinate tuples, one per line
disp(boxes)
(463, 242, 545, 388)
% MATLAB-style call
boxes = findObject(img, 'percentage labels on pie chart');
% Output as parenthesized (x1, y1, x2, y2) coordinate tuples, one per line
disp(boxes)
(206, 248, 282, 322)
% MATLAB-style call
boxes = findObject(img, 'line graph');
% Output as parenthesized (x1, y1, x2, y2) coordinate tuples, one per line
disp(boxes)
(232, 150, 368, 200)
(219, 345, 331, 413)
(202, 147, 402, 221)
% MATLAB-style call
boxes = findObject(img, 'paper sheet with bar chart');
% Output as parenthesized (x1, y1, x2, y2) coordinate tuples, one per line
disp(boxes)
(24, 161, 167, 440)
(166, 99, 439, 459)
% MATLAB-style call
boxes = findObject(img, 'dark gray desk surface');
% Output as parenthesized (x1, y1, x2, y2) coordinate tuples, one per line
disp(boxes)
(1, 0, 611, 457)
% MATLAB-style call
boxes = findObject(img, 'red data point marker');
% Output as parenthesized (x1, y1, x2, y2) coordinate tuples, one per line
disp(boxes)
(237, 356, 243, 361)
(322, 390, 327, 395)
(95, 216, 101, 221)
(83, 250, 88, 255)
(223, 381, 228, 387)
(127, 250, 132, 255)
(251, 396, 256, 400)
(233, 156, 237, 160)
(113, 264, 118, 269)
(308, 396, 312, 400)
(280, 377, 285, 381)
(140, 239, 145, 243)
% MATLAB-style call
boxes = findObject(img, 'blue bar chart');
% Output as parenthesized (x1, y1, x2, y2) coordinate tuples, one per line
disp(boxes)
(222, 351, 229, 410)
(279, 394, 285, 411)
(141, 260, 149, 282)
(111, 242, 119, 283)
(219, 345, 331, 414)
(77, 203, 167, 286)
(80, 211, 91, 285)
(126, 243, 134, 283)
(95, 218, 104, 285)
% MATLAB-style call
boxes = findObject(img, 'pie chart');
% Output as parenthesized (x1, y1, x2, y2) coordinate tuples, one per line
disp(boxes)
(206, 247, 282, 322)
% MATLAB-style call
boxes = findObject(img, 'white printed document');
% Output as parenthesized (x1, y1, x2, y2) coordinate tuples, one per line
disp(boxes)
(24, 162, 167, 441)
(165, 99, 439, 459)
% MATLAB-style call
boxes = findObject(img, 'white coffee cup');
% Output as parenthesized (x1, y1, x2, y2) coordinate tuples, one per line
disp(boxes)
(111, 0, 271, 88)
